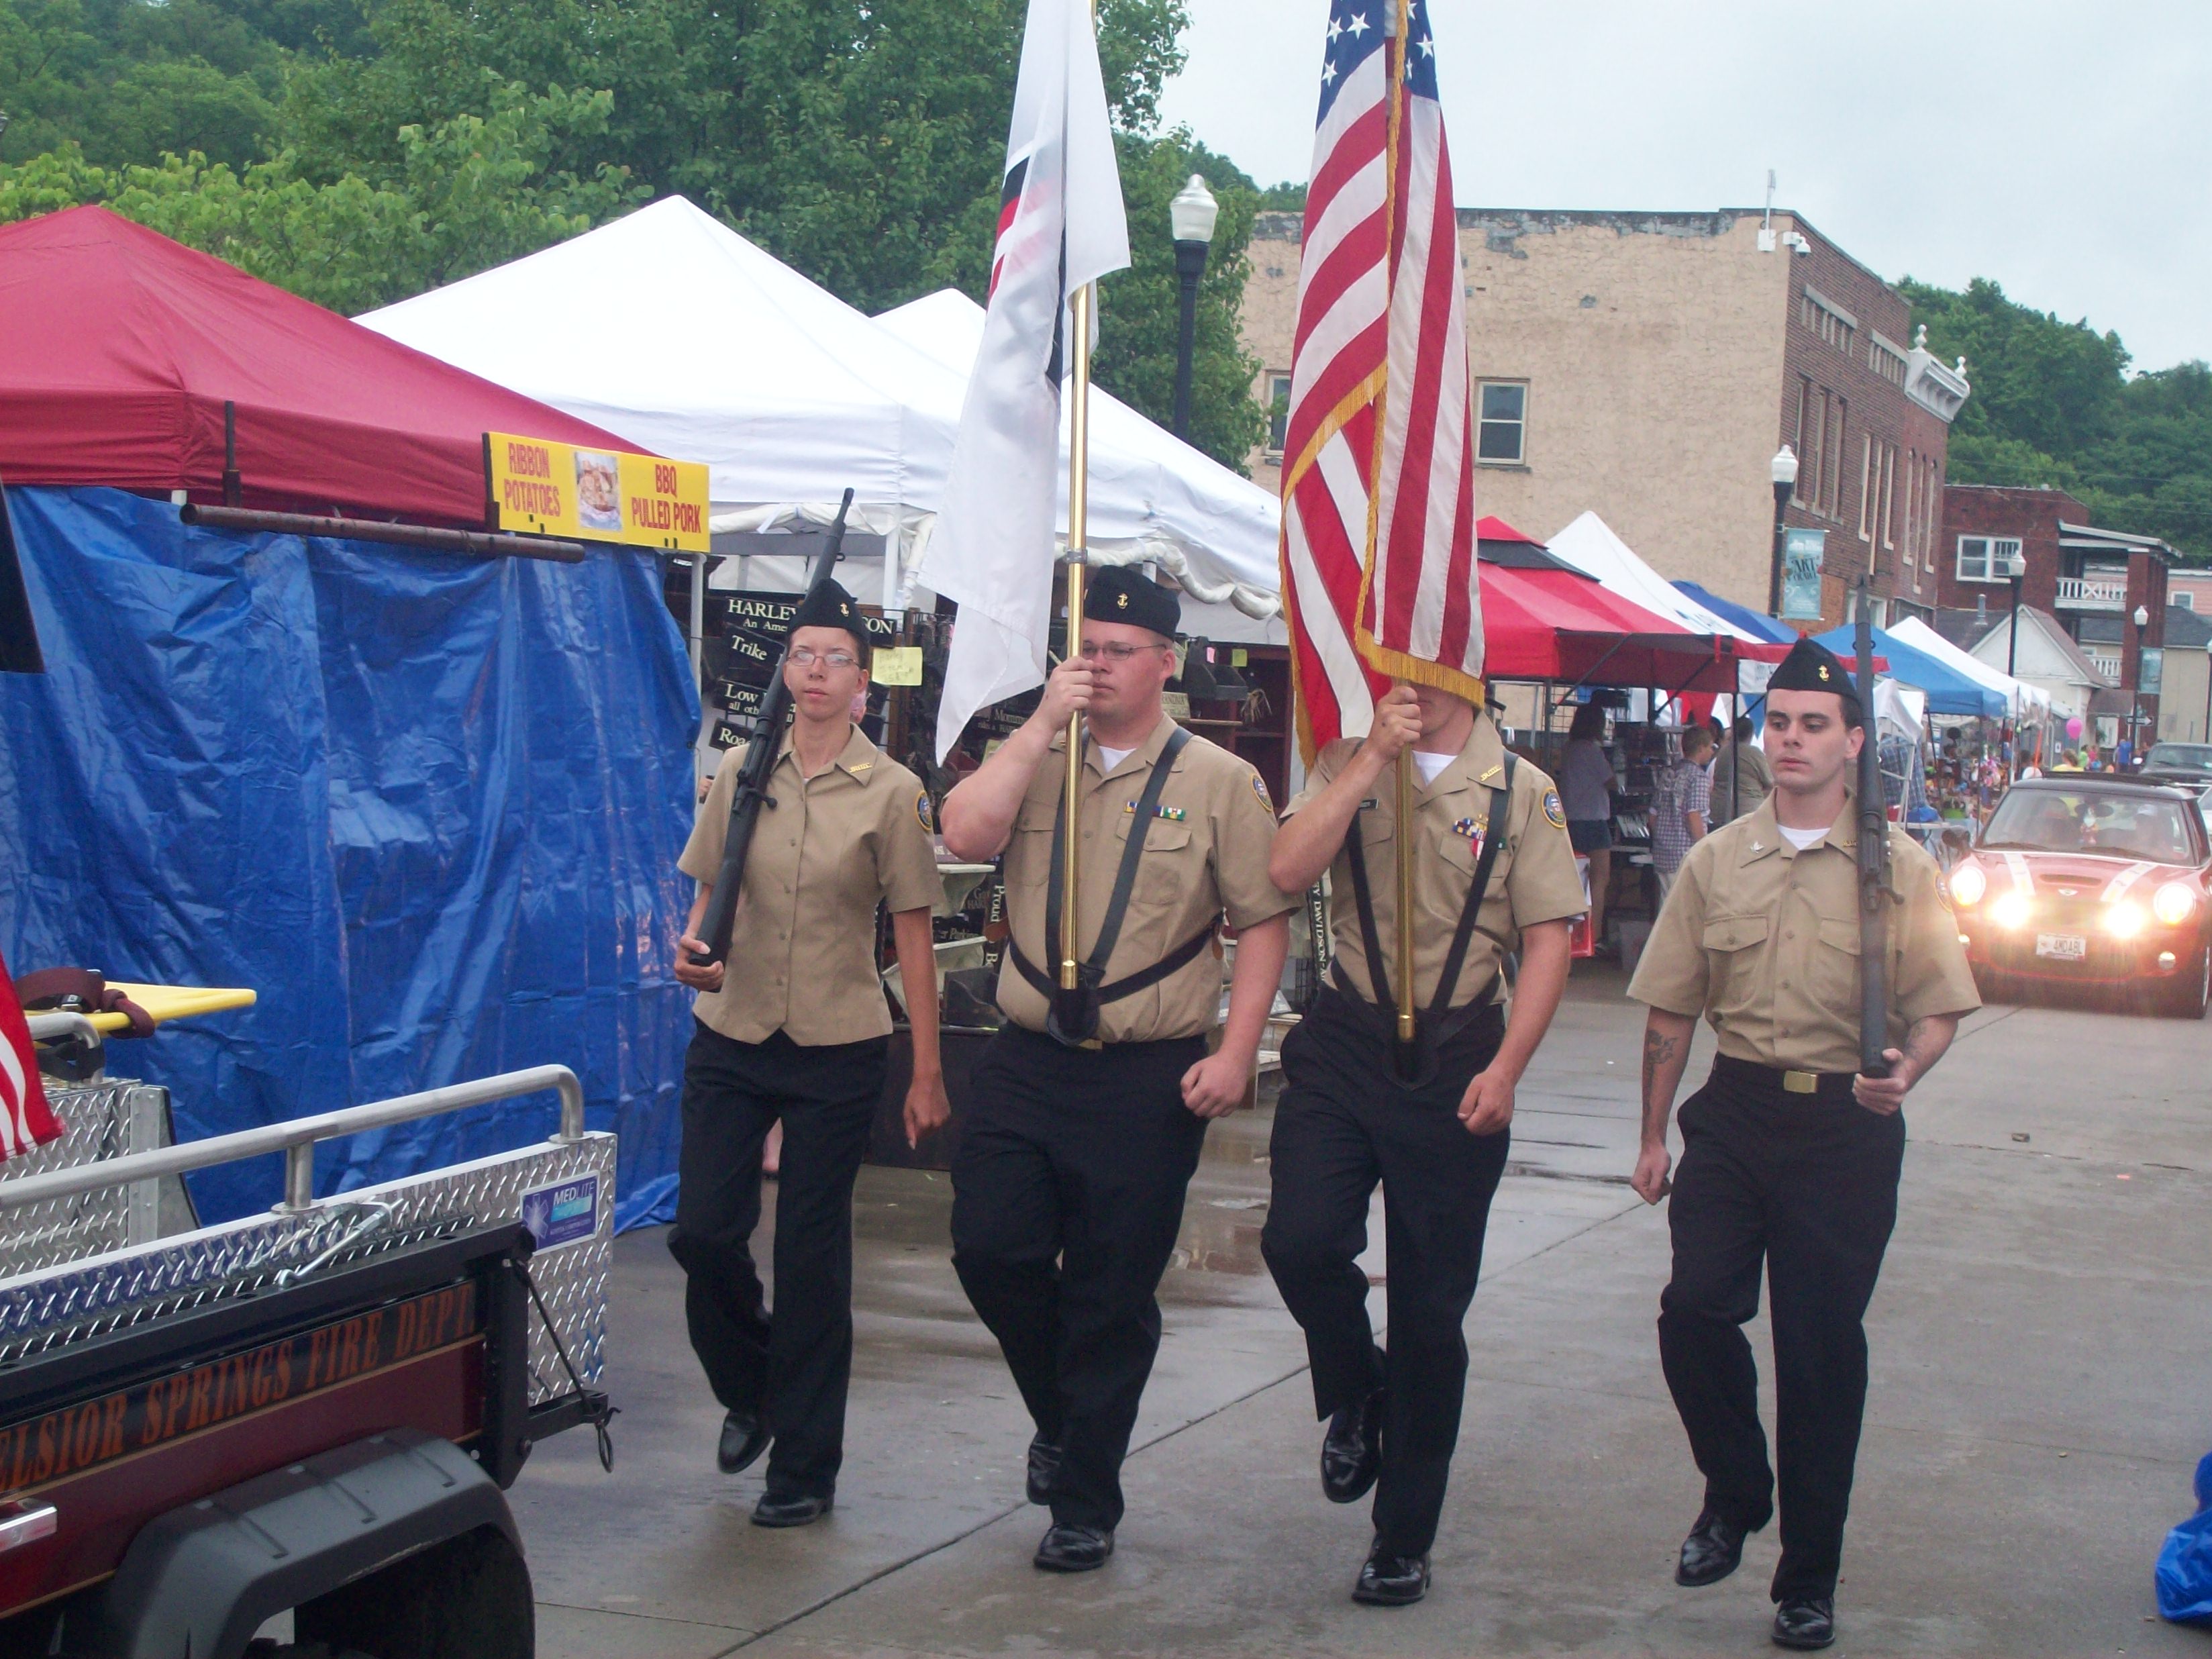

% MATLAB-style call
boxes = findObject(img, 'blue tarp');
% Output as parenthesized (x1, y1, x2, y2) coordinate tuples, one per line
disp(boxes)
(1809, 623, 2007, 719)
(0, 487, 700, 1229)
(1671, 581, 1799, 646)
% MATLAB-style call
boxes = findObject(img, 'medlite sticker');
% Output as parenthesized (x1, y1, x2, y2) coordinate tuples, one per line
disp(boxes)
(521, 1174, 600, 1252)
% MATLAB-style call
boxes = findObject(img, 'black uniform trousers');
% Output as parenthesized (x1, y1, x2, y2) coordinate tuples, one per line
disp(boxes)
(667, 1019, 889, 1499)
(949, 1024, 1209, 1534)
(1658, 1055, 1907, 1602)
(1260, 988, 1511, 1558)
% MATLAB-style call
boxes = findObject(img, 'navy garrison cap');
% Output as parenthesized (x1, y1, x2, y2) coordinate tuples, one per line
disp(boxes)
(787, 578, 870, 652)
(1083, 564, 1180, 638)
(1769, 636, 1864, 725)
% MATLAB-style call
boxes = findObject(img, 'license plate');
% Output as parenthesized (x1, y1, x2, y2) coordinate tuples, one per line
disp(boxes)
(2035, 933, 2089, 962)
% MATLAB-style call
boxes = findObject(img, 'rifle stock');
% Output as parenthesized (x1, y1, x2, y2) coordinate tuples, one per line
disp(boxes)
(689, 489, 857, 968)
(1854, 587, 1891, 1076)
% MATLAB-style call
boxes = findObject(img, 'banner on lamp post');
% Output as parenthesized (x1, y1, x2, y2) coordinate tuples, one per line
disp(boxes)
(1780, 527, 1827, 621)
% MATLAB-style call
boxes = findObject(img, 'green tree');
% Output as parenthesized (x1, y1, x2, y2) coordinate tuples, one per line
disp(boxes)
(1905, 276, 2212, 559)
(1091, 132, 1266, 469)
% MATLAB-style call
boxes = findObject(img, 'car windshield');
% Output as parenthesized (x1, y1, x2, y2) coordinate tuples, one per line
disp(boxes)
(2146, 743, 2212, 774)
(1983, 789, 2201, 863)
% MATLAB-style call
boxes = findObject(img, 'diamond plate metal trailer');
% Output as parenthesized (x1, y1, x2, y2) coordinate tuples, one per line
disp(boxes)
(0, 1050, 615, 1658)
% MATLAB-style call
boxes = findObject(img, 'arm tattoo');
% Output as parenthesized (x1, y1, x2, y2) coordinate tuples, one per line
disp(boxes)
(1642, 1025, 1679, 1107)
(1899, 1017, 1943, 1077)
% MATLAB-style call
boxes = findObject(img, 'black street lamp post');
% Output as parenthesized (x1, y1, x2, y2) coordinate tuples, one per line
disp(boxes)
(2129, 603, 2150, 760)
(1765, 445, 1799, 617)
(1168, 174, 1219, 443)
(2005, 549, 2025, 777)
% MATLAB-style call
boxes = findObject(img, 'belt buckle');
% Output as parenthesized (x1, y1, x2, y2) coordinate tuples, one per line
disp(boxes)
(1782, 1069, 1819, 1095)
(1078, 1038, 1103, 1052)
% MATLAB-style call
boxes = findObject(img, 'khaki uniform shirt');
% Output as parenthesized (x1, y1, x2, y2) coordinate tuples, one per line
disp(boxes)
(681, 725, 940, 1046)
(996, 717, 1295, 1043)
(1287, 717, 1589, 1010)
(1627, 792, 1980, 1073)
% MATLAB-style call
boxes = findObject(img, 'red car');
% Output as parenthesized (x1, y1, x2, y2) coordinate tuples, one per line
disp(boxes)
(1950, 776, 2212, 1019)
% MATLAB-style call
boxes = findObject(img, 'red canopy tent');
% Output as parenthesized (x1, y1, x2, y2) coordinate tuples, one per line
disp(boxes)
(1469, 516, 1757, 691)
(0, 207, 637, 528)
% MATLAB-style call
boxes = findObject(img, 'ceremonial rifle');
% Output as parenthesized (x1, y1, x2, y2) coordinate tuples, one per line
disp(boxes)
(689, 489, 856, 968)
(1853, 583, 1891, 1076)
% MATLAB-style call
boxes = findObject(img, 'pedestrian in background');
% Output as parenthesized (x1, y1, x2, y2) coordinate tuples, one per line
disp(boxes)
(1710, 715, 1773, 826)
(1650, 725, 1715, 904)
(1559, 701, 1616, 952)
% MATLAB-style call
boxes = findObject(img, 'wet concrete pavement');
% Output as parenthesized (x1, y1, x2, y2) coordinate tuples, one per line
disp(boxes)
(511, 965, 2212, 1657)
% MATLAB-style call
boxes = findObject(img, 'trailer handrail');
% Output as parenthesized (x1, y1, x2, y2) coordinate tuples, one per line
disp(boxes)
(23, 1012, 100, 1047)
(0, 1065, 586, 1216)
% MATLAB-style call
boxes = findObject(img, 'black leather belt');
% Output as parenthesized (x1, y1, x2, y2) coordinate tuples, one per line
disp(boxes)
(1712, 1053, 1858, 1101)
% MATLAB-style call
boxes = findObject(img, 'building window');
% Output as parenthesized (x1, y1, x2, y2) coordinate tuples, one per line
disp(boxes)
(1799, 285, 1858, 355)
(1858, 436, 1875, 541)
(1868, 332, 1909, 387)
(1880, 444, 1897, 550)
(1825, 397, 1846, 517)
(2177, 591, 2196, 610)
(1264, 374, 1292, 459)
(1476, 381, 1527, 464)
(1957, 535, 2023, 583)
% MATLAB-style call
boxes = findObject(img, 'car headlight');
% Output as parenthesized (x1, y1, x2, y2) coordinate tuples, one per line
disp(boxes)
(2152, 881, 2199, 927)
(2105, 900, 2146, 940)
(1989, 890, 2032, 930)
(1950, 862, 1987, 907)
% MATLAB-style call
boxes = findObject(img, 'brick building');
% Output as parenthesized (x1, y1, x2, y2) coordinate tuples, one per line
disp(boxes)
(1938, 483, 2173, 744)
(1239, 207, 1970, 627)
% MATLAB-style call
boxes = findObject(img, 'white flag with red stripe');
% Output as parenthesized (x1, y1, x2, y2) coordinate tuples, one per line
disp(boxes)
(921, 0, 1129, 762)
(0, 946, 64, 1162)
(1278, 0, 1483, 757)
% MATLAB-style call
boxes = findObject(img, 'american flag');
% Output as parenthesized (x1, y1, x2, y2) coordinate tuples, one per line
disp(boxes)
(1278, 0, 1482, 756)
(0, 946, 62, 1163)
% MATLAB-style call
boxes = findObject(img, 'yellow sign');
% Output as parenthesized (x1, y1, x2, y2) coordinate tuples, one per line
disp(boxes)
(487, 432, 710, 552)
(872, 646, 923, 687)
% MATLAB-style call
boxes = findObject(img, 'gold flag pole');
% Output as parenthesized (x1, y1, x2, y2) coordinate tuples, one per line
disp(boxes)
(1060, 279, 1096, 991)
(1382, 0, 1417, 1047)
(1395, 739, 1416, 1041)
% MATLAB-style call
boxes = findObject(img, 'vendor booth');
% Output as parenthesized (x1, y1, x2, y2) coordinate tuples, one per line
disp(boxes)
(0, 207, 702, 1226)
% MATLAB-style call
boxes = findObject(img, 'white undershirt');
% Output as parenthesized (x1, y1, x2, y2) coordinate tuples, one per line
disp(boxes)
(1778, 822, 1829, 851)
(1096, 744, 1135, 772)
(1413, 749, 1455, 785)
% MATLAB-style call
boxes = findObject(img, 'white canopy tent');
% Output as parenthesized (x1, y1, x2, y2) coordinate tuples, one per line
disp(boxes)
(1546, 511, 1770, 643)
(1886, 615, 2050, 721)
(358, 196, 1283, 638)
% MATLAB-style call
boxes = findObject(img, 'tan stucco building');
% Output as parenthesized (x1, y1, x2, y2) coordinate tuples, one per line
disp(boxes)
(1240, 208, 1970, 625)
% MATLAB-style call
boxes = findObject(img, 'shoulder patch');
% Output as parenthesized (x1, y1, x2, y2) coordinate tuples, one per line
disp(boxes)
(1250, 770, 1272, 811)
(915, 789, 934, 832)
(1542, 789, 1568, 831)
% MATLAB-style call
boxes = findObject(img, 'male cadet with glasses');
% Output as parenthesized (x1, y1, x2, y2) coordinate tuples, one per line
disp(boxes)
(1627, 636, 1978, 1652)
(1260, 680, 1587, 1605)
(938, 565, 1294, 1574)
(670, 579, 951, 1529)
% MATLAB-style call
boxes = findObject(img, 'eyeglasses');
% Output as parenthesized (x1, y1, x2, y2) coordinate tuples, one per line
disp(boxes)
(1077, 641, 1168, 663)
(788, 647, 858, 669)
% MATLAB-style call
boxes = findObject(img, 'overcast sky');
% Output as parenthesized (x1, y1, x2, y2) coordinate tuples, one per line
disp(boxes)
(1158, 0, 2212, 373)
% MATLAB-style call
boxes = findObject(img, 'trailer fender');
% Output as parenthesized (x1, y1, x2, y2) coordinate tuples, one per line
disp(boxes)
(81, 1429, 517, 1659)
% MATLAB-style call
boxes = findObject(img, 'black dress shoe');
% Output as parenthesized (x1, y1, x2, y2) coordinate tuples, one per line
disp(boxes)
(1674, 1507, 1751, 1587)
(750, 1490, 833, 1528)
(1321, 1387, 1384, 1504)
(1771, 1597, 1835, 1651)
(1033, 1522, 1114, 1572)
(717, 1409, 768, 1474)
(1352, 1540, 1429, 1606)
(1025, 1435, 1062, 1505)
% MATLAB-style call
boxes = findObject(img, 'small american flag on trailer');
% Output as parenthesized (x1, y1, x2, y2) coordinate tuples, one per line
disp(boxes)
(1278, 0, 1484, 757)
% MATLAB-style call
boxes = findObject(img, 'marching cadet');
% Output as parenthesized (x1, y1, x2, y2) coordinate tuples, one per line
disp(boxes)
(670, 578, 951, 1529)
(938, 565, 1293, 1574)
(1627, 636, 1979, 1652)
(1260, 681, 1587, 1605)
